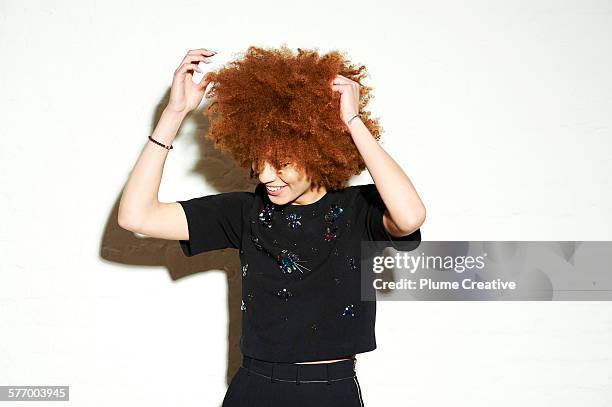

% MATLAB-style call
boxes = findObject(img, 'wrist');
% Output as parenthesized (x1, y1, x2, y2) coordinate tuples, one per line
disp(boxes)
(163, 106, 189, 120)
(147, 108, 187, 150)
(345, 113, 362, 128)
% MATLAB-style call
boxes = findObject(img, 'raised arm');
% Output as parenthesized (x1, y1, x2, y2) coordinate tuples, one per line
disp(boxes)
(117, 47, 216, 241)
(331, 74, 426, 236)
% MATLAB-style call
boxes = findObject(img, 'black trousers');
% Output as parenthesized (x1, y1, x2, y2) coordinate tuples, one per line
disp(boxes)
(222, 355, 365, 407)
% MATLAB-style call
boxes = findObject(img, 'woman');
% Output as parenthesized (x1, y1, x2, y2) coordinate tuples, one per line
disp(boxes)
(118, 45, 425, 406)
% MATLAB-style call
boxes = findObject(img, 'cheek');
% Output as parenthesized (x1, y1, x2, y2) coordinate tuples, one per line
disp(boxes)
(288, 173, 307, 185)
(290, 167, 306, 180)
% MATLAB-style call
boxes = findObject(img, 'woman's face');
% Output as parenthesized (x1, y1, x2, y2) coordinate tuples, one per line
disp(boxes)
(252, 160, 326, 205)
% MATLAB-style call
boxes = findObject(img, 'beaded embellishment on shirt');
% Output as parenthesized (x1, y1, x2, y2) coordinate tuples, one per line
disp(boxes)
(242, 263, 248, 277)
(285, 212, 302, 229)
(277, 249, 311, 274)
(322, 203, 344, 241)
(325, 204, 344, 222)
(277, 288, 293, 300)
(250, 235, 263, 251)
(323, 225, 338, 242)
(258, 203, 275, 228)
(341, 304, 355, 317)
(241, 300, 247, 312)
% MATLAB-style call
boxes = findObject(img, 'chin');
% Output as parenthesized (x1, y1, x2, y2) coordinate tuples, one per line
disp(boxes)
(269, 195, 292, 205)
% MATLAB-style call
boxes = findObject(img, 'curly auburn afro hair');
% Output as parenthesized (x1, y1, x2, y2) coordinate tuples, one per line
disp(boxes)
(203, 44, 384, 191)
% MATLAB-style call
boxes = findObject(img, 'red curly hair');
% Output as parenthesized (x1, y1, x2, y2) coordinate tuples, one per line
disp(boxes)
(204, 44, 383, 191)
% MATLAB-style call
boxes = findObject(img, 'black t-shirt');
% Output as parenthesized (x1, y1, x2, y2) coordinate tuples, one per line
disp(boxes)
(177, 182, 421, 362)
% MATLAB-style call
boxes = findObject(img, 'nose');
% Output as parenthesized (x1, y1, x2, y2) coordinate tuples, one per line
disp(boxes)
(256, 160, 288, 183)
(259, 161, 279, 179)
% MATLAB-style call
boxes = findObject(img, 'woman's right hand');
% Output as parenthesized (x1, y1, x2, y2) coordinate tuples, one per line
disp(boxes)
(166, 48, 217, 115)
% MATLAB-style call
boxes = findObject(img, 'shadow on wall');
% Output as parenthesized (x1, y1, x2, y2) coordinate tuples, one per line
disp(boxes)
(99, 89, 257, 387)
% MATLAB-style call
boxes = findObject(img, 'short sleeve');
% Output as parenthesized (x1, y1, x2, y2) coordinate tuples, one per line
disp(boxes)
(358, 184, 421, 250)
(177, 191, 253, 257)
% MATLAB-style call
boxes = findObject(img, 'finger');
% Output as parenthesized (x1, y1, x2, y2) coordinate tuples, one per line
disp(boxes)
(184, 55, 212, 64)
(199, 72, 214, 91)
(186, 48, 217, 56)
(185, 63, 202, 73)
(176, 55, 210, 72)
(186, 48, 216, 55)
(175, 63, 201, 77)
(202, 80, 215, 94)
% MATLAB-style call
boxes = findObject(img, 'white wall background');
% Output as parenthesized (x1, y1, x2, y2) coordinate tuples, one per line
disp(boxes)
(1, 0, 611, 406)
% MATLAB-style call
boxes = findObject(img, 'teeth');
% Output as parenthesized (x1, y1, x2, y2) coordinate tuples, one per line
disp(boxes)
(267, 186, 285, 191)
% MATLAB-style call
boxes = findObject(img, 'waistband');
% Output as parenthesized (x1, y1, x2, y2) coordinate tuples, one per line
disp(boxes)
(241, 355, 357, 385)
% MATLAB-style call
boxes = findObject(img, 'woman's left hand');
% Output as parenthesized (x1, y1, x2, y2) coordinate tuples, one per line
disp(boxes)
(331, 74, 360, 127)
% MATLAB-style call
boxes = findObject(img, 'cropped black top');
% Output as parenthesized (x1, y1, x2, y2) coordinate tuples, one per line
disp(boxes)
(177, 183, 421, 363)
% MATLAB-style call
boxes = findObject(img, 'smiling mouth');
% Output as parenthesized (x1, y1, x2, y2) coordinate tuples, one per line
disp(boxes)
(266, 185, 287, 192)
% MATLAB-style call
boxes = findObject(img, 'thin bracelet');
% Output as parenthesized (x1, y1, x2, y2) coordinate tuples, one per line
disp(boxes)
(347, 113, 360, 125)
(148, 136, 173, 150)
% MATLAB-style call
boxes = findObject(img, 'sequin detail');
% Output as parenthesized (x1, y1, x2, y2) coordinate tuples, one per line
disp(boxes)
(323, 225, 338, 241)
(258, 203, 275, 228)
(346, 256, 357, 271)
(285, 212, 302, 229)
(277, 288, 293, 300)
(242, 263, 248, 277)
(322, 203, 343, 241)
(247, 293, 254, 302)
(277, 249, 311, 274)
(325, 204, 344, 222)
(341, 304, 355, 317)
(241, 300, 247, 312)
(250, 235, 263, 250)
